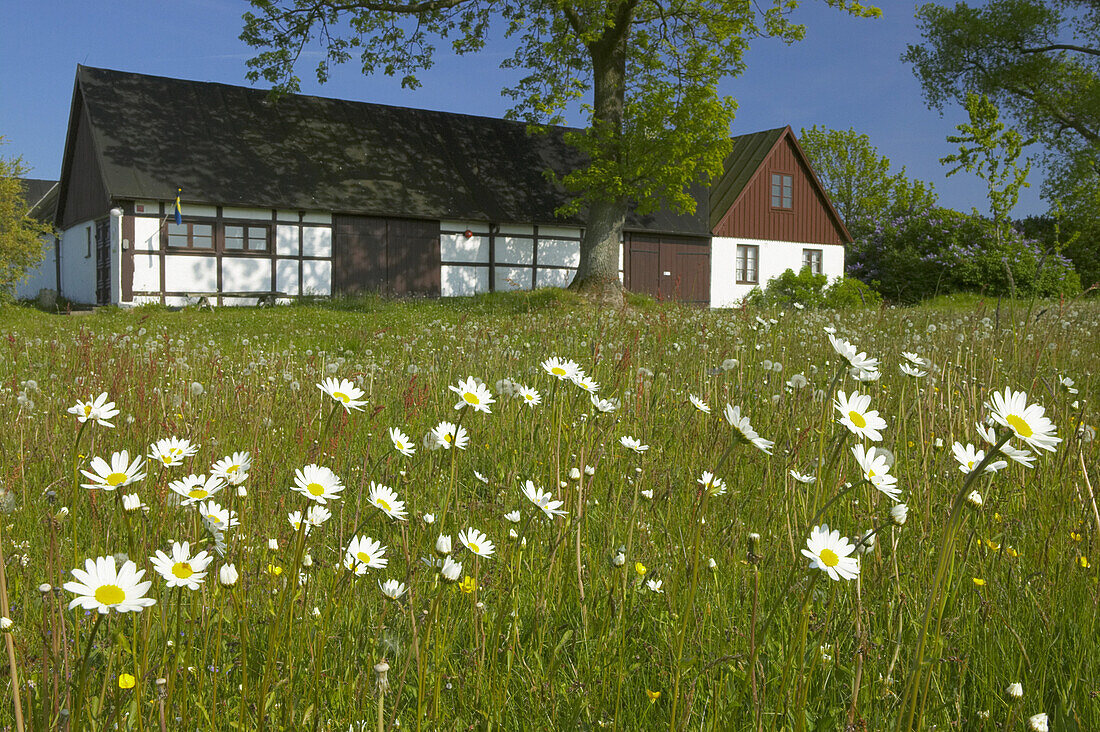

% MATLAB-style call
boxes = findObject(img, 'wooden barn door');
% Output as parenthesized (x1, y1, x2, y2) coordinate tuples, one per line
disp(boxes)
(333, 215, 387, 294)
(94, 218, 111, 305)
(625, 234, 710, 305)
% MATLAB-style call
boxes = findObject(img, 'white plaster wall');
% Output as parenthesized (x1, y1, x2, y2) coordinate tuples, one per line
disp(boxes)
(497, 237, 533, 265)
(222, 257, 272, 292)
(302, 227, 331, 257)
(537, 239, 580, 268)
(441, 265, 489, 296)
(223, 206, 271, 220)
(164, 255, 217, 292)
(134, 217, 160, 251)
(276, 225, 299, 256)
(494, 267, 532, 291)
(711, 237, 845, 308)
(277, 260, 299, 296)
(441, 233, 489, 263)
(303, 212, 331, 225)
(132, 252, 160, 294)
(14, 234, 57, 300)
(59, 223, 97, 304)
(302, 260, 331, 296)
(536, 268, 575, 288)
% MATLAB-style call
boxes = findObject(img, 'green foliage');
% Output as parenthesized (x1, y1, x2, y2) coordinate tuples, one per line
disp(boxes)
(0, 139, 52, 301)
(940, 93, 1033, 228)
(240, 1, 883, 290)
(743, 266, 881, 309)
(798, 125, 937, 238)
(849, 206, 1080, 302)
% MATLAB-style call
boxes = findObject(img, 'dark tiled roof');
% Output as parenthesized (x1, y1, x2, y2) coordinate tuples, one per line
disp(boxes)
(707, 127, 785, 232)
(74, 66, 709, 236)
(17, 178, 58, 223)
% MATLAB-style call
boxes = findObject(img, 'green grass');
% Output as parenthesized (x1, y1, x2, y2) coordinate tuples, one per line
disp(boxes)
(0, 293, 1096, 730)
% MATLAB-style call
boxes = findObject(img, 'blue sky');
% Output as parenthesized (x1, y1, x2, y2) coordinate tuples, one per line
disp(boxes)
(0, 0, 1046, 217)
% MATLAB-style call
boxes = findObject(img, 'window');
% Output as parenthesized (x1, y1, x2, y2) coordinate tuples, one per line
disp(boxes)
(770, 173, 793, 209)
(167, 222, 213, 249)
(736, 244, 759, 284)
(225, 224, 270, 252)
(85, 227, 92, 258)
(803, 248, 823, 275)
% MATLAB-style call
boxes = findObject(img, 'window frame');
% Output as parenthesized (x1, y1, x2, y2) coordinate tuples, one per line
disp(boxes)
(770, 172, 794, 211)
(165, 220, 216, 251)
(802, 248, 823, 276)
(222, 220, 272, 254)
(736, 244, 759, 285)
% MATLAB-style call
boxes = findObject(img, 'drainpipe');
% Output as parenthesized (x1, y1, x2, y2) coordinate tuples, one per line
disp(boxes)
(110, 207, 123, 305)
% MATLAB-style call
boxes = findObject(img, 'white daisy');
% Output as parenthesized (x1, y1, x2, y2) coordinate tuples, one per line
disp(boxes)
(515, 385, 542, 407)
(697, 471, 726, 497)
(291, 464, 344, 504)
(789, 470, 817, 484)
(80, 450, 146, 491)
(368, 483, 407, 521)
(431, 421, 469, 450)
(148, 437, 199, 468)
(344, 536, 388, 574)
(317, 377, 367, 412)
(149, 541, 213, 591)
(449, 376, 495, 414)
(828, 334, 879, 375)
(521, 480, 567, 519)
(899, 363, 927, 378)
(211, 452, 252, 484)
(64, 556, 155, 614)
(168, 474, 225, 506)
(620, 435, 649, 453)
(389, 428, 415, 457)
(850, 444, 902, 502)
(976, 422, 1035, 468)
(987, 388, 1061, 453)
(835, 390, 887, 442)
(198, 500, 239, 531)
(458, 528, 496, 558)
(379, 579, 407, 600)
(646, 579, 664, 593)
(951, 442, 1008, 475)
(801, 525, 860, 581)
(67, 392, 120, 428)
(590, 394, 618, 413)
(572, 374, 599, 393)
(440, 555, 463, 582)
(723, 404, 774, 454)
(541, 357, 582, 381)
(688, 395, 711, 414)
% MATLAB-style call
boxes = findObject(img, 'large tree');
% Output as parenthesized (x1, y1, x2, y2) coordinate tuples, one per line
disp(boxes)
(0, 140, 51, 301)
(798, 125, 937, 238)
(903, 1, 1099, 218)
(241, 0, 880, 305)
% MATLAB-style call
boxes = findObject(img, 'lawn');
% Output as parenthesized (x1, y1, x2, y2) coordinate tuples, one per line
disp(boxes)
(0, 292, 1095, 730)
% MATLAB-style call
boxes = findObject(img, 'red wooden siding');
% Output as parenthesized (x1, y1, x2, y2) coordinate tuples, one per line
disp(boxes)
(59, 100, 111, 229)
(712, 135, 845, 246)
(624, 233, 711, 305)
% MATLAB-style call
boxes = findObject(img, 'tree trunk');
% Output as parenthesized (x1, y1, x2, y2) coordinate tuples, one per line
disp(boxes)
(569, 15, 630, 308)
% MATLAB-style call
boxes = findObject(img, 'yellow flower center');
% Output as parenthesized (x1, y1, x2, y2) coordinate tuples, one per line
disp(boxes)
(106, 472, 128, 487)
(226, 465, 239, 474)
(819, 548, 840, 567)
(333, 391, 350, 403)
(187, 489, 208, 499)
(171, 563, 193, 579)
(967, 460, 975, 470)
(307, 482, 325, 496)
(867, 469, 876, 479)
(1006, 414, 1033, 438)
(551, 367, 566, 376)
(524, 394, 534, 401)
(162, 456, 173, 464)
(356, 551, 372, 564)
(169, 448, 182, 456)
(83, 405, 93, 416)
(463, 392, 480, 405)
(95, 584, 125, 605)
(468, 542, 480, 553)
(444, 434, 453, 444)
(207, 514, 220, 523)
(376, 498, 391, 511)
(848, 411, 867, 429)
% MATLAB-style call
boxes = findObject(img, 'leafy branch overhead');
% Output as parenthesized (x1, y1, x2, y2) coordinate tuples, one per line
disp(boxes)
(241, 0, 881, 299)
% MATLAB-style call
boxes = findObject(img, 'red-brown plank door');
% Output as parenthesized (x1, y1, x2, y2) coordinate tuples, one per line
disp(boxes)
(625, 236, 660, 298)
(333, 215, 388, 294)
(387, 218, 441, 296)
(659, 240, 710, 305)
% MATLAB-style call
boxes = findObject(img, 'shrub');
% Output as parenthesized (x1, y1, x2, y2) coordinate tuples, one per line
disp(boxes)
(744, 267, 880, 309)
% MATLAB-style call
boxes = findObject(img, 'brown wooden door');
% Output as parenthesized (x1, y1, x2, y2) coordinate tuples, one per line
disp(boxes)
(94, 218, 111, 305)
(333, 215, 388, 294)
(626, 234, 710, 305)
(625, 236, 660, 297)
(387, 218, 441, 296)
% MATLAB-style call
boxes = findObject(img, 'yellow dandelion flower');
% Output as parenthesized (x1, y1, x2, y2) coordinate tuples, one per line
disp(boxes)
(646, 689, 660, 703)
(1078, 556, 1090, 569)
(635, 562, 647, 577)
(118, 673, 136, 689)
(267, 564, 283, 576)
(1005, 546, 1018, 558)
(984, 539, 1000, 551)
(459, 576, 477, 594)
(1071, 532, 1082, 542)
(972, 578, 986, 587)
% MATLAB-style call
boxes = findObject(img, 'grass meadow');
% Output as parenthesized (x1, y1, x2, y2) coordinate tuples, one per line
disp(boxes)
(0, 290, 1096, 731)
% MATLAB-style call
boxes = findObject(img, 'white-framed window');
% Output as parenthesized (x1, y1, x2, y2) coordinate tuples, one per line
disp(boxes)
(770, 173, 793, 209)
(802, 248, 823, 275)
(224, 224, 270, 252)
(85, 226, 92, 258)
(736, 244, 759, 284)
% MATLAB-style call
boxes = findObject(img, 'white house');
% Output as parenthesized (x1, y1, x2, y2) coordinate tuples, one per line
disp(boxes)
(28, 66, 850, 307)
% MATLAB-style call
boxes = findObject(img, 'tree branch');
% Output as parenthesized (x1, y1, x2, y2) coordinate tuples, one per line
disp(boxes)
(1018, 43, 1100, 57)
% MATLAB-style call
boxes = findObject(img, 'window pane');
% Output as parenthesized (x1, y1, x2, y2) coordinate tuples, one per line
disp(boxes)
(168, 235, 188, 248)
(248, 227, 268, 250)
(225, 225, 243, 238)
(193, 224, 212, 237)
(193, 235, 212, 248)
(167, 223, 187, 237)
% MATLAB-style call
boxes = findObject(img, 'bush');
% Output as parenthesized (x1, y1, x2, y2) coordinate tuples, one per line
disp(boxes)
(744, 267, 880, 309)
(848, 207, 1081, 302)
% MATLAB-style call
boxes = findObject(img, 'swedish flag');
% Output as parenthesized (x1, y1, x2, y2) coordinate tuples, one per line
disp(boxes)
(174, 188, 183, 225)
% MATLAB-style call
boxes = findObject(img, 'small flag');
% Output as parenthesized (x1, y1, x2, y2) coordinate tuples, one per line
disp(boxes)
(174, 188, 183, 226)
